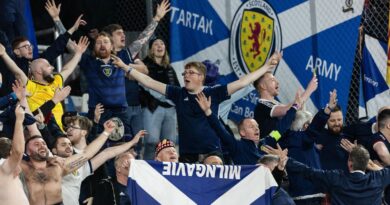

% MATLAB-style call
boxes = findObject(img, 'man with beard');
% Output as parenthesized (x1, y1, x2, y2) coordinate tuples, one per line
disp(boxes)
(51, 130, 146, 205)
(21, 120, 116, 205)
(0, 12, 85, 96)
(78, 0, 170, 137)
(316, 104, 349, 172)
(0, 36, 90, 129)
(0, 104, 29, 205)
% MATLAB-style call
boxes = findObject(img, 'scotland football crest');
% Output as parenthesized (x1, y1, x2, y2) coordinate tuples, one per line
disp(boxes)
(230, 0, 282, 77)
(101, 64, 112, 77)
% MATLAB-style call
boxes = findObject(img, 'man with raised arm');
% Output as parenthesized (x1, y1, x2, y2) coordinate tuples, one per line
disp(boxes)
(21, 120, 115, 205)
(195, 92, 302, 165)
(0, 104, 28, 205)
(52, 130, 146, 205)
(0, 8, 85, 96)
(78, 0, 170, 137)
(253, 72, 318, 139)
(0, 36, 89, 129)
(112, 52, 282, 163)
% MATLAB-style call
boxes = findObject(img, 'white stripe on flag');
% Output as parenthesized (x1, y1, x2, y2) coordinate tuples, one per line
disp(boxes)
(365, 34, 387, 79)
(209, 0, 242, 27)
(211, 166, 277, 205)
(365, 91, 390, 120)
(359, 105, 367, 119)
(129, 160, 196, 205)
(280, 0, 364, 48)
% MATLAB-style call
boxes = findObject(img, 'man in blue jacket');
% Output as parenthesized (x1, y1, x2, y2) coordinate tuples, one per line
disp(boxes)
(267, 144, 390, 205)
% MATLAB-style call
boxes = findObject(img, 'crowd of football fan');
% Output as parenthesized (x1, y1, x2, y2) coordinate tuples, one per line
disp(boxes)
(1, 1, 390, 205)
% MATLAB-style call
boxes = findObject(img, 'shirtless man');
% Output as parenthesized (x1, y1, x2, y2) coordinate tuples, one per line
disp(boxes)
(21, 120, 116, 205)
(0, 104, 29, 205)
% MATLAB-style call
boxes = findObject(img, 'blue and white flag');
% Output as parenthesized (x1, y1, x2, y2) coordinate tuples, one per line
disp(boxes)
(128, 160, 277, 205)
(170, 0, 364, 122)
(359, 34, 390, 120)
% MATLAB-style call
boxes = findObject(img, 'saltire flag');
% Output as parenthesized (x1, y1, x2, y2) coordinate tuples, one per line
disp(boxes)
(128, 160, 277, 205)
(169, 0, 364, 122)
(359, 34, 390, 120)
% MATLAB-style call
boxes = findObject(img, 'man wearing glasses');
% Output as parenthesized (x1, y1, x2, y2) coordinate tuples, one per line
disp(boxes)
(112, 52, 282, 163)
(0, 15, 84, 96)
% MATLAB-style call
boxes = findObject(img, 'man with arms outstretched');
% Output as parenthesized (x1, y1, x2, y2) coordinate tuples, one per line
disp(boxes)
(0, 36, 89, 129)
(112, 52, 282, 162)
(21, 120, 115, 205)
(0, 104, 28, 205)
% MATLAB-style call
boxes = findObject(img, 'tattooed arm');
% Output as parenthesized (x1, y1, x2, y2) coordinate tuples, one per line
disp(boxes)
(62, 120, 116, 175)
(128, 0, 170, 59)
(45, 0, 86, 52)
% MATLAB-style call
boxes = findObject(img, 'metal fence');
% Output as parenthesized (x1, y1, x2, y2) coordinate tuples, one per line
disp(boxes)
(345, 0, 388, 125)
(115, 0, 170, 57)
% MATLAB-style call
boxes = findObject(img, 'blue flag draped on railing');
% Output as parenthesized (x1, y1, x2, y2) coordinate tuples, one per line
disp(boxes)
(359, 34, 390, 120)
(128, 160, 277, 205)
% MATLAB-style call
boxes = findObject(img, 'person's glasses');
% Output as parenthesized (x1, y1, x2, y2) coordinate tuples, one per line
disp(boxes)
(17, 44, 33, 50)
(66, 125, 82, 130)
(182, 70, 201, 76)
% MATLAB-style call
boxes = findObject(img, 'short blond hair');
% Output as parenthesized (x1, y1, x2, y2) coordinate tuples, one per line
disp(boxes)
(184, 62, 207, 77)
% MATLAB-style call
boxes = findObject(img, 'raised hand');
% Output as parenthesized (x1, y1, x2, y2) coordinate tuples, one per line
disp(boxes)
(132, 130, 147, 144)
(366, 159, 383, 171)
(324, 89, 337, 114)
(195, 92, 212, 115)
(68, 14, 87, 35)
(34, 109, 45, 124)
(154, 0, 171, 21)
(328, 89, 337, 109)
(340, 138, 357, 153)
(12, 79, 25, 101)
(103, 120, 116, 134)
(94, 103, 104, 123)
(52, 86, 71, 104)
(45, 0, 61, 21)
(262, 144, 288, 170)
(74, 36, 90, 54)
(264, 51, 283, 72)
(15, 104, 26, 122)
(111, 55, 127, 69)
(306, 75, 318, 94)
(293, 88, 303, 110)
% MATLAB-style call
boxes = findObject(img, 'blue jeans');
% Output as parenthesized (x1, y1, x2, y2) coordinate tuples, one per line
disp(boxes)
(127, 105, 144, 136)
(143, 106, 177, 160)
(127, 105, 144, 158)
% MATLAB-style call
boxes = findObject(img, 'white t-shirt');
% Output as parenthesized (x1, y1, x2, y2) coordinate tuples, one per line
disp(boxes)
(61, 160, 93, 205)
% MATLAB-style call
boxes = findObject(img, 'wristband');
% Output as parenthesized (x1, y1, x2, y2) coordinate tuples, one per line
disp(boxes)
(326, 103, 335, 112)
(269, 130, 282, 141)
(102, 131, 110, 136)
(292, 103, 300, 110)
(126, 67, 133, 75)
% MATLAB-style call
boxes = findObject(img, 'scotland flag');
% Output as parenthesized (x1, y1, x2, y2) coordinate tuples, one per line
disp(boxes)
(170, 0, 364, 122)
(128, 160, 277, 205)
(360, 34, 390, 120)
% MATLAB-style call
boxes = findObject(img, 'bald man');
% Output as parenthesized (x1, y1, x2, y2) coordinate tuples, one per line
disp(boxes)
(0, 37, 89, 128)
